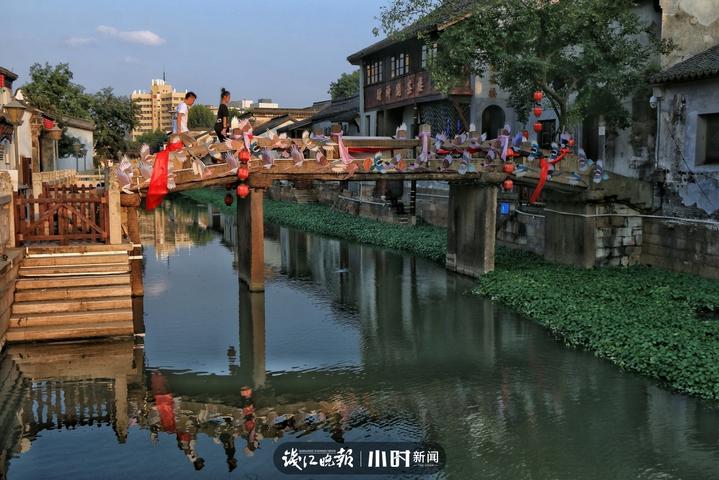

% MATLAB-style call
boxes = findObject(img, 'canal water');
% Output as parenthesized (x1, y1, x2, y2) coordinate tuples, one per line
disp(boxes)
(1, 196, 719, 479)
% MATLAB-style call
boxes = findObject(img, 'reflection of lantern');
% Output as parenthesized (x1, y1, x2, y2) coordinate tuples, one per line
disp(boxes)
(237, 184, 250, 198)
(533, 90, 543, 102)
(503, 163, 515, 174)
(533, 122, 543, 133)
(225, 183, 233, 190)
(533, 106, 543, 117)
(237, 167, 249, 180)
(503, 179, 514, 191)
(224, 193, 233, 206)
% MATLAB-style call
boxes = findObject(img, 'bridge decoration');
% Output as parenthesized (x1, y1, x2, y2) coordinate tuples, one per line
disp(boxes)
(112, 118, 612, 291)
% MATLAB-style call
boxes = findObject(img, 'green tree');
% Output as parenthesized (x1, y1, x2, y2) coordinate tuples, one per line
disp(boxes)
(328, 70, 360, 99)
(380, 0, 671, 135)
(22, 62, 91, 119)
(22, 63, 135, 160)
(188, 104, 216, 129)
(134, 130, 167, 153)
(88, 87, 135, 160)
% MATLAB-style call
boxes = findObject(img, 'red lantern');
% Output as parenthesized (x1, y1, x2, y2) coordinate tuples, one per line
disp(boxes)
(224, 193, 234, 206)
(533, 106, 543, 117)
(237, 167, 249, 180)
(533, 122, 543, 133)
(239, 149, 251, 163)
(503, 179, 514, 191)
(503, 162, 515, 174)
(533, 90, 543, 102)
(568, 138, 576, 147)
(237, 184, 250, 198)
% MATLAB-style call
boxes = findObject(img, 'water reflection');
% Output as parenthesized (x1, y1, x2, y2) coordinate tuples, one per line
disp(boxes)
(0, 196, 718, 479)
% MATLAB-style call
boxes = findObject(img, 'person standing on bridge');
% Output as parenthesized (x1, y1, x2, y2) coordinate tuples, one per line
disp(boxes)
(215, 88, 231, 142)
(173, 91, 197, 135)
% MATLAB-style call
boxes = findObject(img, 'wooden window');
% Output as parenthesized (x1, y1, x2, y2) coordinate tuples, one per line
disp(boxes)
(697, 113, 719, 165)
(391, 53, 409, 79)
(365, 60, 383, 85)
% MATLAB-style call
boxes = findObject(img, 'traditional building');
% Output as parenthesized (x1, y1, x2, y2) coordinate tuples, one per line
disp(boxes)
(348, 32, 477, 138)
(278, 96, 359, 138)
(651, 22, 719, 215)
(131, 79, 187, 139)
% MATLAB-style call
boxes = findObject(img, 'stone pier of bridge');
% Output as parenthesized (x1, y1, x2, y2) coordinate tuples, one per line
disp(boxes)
(236, 180, 501, 292)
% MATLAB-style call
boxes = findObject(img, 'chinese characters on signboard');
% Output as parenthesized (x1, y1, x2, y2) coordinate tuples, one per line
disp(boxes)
(274, 442, 445, 475)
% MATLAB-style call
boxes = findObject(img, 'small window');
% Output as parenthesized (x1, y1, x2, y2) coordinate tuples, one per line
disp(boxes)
(697, 113, 719, 165)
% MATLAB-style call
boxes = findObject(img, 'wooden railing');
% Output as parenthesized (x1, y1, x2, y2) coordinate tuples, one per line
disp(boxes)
(14, 184, 110, 245)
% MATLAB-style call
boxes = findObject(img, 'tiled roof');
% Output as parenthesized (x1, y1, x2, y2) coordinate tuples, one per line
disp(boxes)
(651, 43, 719, 84)
(253, 114, 297, 135)
(311, 95, 359, 122)
(347, 0, 476, 63)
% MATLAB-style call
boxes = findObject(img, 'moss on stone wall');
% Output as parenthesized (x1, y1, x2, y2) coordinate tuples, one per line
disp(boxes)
(178, 188, 719, 400)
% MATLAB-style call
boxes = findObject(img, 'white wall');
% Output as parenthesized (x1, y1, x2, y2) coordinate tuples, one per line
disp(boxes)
(57, 125, 94, 171)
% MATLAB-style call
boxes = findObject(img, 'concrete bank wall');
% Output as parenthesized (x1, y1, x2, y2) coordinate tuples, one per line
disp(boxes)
(641, 219, 719, 279)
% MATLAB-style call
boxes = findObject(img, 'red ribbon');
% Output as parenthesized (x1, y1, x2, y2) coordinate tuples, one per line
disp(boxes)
(529, 148, 569, 204)
(146, 141, 184, 210)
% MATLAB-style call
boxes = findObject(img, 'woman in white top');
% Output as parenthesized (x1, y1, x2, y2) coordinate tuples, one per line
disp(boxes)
(173, 91, 197, 134)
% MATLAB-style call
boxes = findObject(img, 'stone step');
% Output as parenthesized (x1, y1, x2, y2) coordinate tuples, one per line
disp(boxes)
(25, 244, 132, 256)
(9, 309, 133, 329)
(22, 253, 128, 267)
(16, 274, 130, 290)
(14, 285, 132, 302)
(12, 297, 132, 315)
(19, 263, 130, 277)
(6, 320, 134, 343)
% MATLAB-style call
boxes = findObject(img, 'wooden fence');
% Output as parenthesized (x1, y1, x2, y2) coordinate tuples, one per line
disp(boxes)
(14, 184, 110, 245)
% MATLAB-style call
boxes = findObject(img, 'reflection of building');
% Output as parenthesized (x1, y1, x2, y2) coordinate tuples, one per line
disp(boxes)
(131, 79, 188, 139)
(138, 206, 196, 260)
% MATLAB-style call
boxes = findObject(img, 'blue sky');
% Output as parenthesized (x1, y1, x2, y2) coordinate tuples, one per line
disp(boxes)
(4, 0, 387, 107)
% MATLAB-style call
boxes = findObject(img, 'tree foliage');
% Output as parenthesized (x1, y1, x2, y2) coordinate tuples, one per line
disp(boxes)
(133, 130, 167, 154)
(379, 0, 671, 135)
(188, 104, 216, 129)
(328, 70, 360, 99)
(21, 63, 135, 160)
(22, 63, 91, 120)
(88, 87, 135, 160)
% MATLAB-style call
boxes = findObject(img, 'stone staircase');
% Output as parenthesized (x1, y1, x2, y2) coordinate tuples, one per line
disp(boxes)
(7, 246, 134, 343)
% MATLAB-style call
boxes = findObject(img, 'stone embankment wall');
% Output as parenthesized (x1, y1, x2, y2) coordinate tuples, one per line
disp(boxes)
(270, 181, 719, 280)
(641, 219, 719, 278)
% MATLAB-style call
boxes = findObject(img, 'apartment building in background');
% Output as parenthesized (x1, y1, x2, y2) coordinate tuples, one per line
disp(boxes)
(131, 79, 187, 139)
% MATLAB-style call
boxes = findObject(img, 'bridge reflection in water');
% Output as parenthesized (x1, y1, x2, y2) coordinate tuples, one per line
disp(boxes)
(1, 196, 719, 479)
